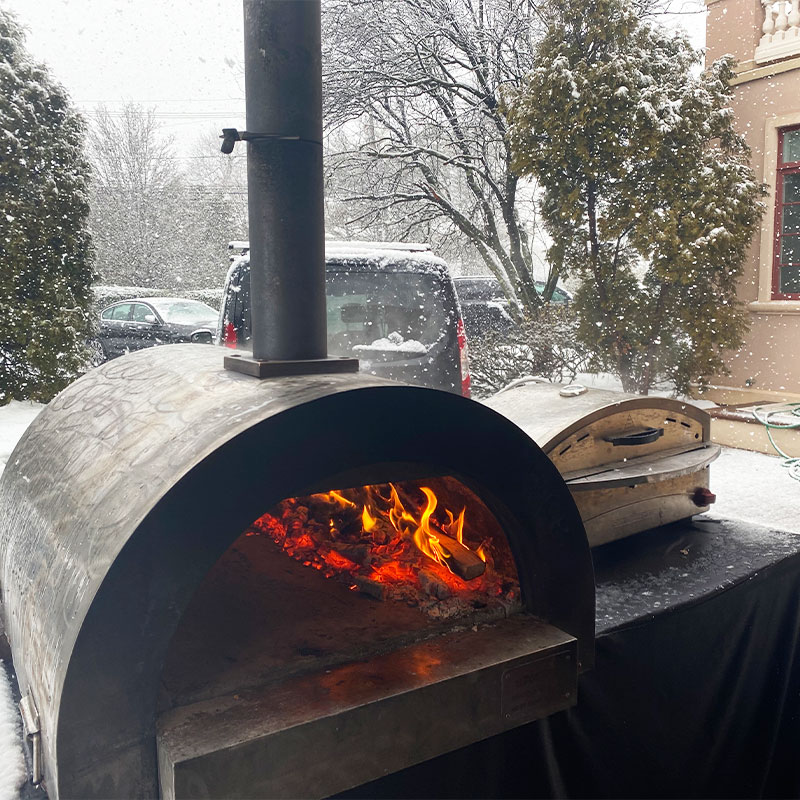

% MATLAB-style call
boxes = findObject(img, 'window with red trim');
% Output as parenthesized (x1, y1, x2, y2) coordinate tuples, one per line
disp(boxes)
(773, 125, 800, 299)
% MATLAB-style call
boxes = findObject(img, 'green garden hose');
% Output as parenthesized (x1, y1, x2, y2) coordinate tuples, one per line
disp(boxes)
(752, 403, 800, 481)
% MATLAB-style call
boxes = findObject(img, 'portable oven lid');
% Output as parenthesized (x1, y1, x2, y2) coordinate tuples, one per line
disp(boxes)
(485, 380, 719, 490)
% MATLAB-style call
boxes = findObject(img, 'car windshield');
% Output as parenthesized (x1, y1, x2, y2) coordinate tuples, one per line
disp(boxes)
(147, 300, 217, 326)
(326, 270, 450, 358)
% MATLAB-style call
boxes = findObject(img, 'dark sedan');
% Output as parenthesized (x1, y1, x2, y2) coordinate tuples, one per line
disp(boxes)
(90, 297, 218, 362)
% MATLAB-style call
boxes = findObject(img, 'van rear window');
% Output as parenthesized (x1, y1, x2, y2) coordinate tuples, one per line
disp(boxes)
(228, 264, 453, 359)
(326, 271, 450, 358)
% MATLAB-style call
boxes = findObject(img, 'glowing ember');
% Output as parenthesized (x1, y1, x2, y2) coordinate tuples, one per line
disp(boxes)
(369, 561, 418, 585)
(247, 480, 520, 617)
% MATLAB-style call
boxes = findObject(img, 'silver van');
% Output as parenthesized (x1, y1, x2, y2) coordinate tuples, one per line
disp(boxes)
(216, 242, 471, 396)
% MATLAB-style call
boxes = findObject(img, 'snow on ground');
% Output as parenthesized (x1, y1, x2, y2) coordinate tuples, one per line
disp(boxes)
(0, 665, 24, 800)
(0, 402, 42, 798)
(709, 446, 800, 534)
(0, 403, 42, 480)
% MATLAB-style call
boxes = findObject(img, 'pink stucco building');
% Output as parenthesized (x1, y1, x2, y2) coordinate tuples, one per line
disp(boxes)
(705, 0, 800, 403)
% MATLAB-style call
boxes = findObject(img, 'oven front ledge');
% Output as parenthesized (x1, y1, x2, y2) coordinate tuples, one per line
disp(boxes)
(156, 615, 577, 800)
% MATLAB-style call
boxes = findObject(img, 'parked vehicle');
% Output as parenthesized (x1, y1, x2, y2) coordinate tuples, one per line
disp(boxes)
(90, 297, 218, 362)
(453, 276, 571, 339)
(218, 241, 471, 396)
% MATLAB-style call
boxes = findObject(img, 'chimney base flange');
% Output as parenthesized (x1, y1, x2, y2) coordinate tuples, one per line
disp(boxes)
(224, 353, 359, 379)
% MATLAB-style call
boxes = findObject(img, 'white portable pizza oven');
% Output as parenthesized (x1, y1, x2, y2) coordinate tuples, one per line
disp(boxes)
(486, 380, 719, 547)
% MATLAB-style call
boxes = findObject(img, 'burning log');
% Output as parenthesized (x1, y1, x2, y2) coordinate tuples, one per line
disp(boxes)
(250, 480, 500, 622)
(431, 529, 486, 581)
(353, 575, 388, 601)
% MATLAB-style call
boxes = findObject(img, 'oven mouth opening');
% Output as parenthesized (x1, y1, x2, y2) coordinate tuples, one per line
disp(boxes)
(252, 477, 521, 620)
(156, 473, 576, 800)
(159, 475, 523, 711)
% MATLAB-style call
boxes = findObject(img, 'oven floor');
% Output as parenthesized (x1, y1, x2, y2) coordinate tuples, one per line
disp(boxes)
(159, 532, 514, 709)
(157, 615, 576, 800)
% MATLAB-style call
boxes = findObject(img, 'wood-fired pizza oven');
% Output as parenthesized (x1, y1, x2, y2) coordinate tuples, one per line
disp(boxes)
(0, 5, 596, 797)
(0, 346, 594, 798)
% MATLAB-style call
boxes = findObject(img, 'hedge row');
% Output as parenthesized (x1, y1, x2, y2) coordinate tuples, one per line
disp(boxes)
(91, 285, 224, 313)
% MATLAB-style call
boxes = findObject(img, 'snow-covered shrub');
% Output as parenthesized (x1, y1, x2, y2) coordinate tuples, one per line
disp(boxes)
(468, 305, 589, 398)
(185, 288, 223, 311)
(90, 285, 222, 313)
(0, 10, 95, 404)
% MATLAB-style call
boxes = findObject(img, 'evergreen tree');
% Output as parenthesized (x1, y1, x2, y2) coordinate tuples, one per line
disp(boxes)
(503, 0, 764, 394)
(0, 10, 94, 404)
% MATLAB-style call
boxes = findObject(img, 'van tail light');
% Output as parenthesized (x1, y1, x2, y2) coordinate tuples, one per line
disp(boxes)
(223, 322, 238, 349)
(457, 317, 471, 398)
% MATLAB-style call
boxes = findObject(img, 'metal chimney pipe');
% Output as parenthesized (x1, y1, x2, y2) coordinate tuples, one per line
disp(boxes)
(243, 0, 327, 362)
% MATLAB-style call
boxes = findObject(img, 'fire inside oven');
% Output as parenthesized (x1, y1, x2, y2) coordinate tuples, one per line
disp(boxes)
(253, 480, 518, 612)
(161, 477, 521, 708)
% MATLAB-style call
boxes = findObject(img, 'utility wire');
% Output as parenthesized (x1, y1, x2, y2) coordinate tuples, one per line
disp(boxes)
(78, 109, 244, 119)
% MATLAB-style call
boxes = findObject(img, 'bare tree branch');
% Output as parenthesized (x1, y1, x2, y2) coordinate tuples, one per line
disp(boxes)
(322, 0, 551, 309)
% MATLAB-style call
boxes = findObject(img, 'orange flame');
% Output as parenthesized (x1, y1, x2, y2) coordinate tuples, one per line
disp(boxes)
(388, 484, 416, 534)
(444, 507, 466, 544)
(411, 487, 450, 569)
(313, 490, 356, 508)
(359, 484, 480, 579)
(251, 481, 493, 593)
(362, 505, 377, 532)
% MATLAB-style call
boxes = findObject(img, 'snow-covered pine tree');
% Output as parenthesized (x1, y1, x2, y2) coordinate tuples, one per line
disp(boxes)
(503, 0, 764, 395)
(0, 9, 94, 404)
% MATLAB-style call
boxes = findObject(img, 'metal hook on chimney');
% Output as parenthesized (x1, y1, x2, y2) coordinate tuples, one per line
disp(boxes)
(219, 127, 300, 154)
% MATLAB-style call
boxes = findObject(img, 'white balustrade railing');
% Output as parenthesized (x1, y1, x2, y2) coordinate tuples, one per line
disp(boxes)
(755, 0, 800, 63)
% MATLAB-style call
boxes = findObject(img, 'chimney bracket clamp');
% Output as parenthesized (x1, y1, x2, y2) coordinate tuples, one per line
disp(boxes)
(220, 128, 300, 154)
